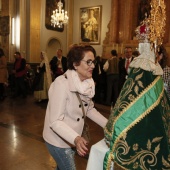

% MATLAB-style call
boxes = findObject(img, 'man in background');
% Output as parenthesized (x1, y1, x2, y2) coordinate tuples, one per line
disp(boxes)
(93, 55, 106, 104)
(12, 52, 27, 98)
(50, 49, 67, 80)
(118, 47, 134, 92)
(103, 50, 119, 106)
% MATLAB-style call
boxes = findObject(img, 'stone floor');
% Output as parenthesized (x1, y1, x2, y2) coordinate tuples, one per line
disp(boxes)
(0, 93, 110, 170)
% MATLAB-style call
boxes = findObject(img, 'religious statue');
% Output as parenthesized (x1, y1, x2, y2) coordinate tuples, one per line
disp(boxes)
(103, 0, 170, 169)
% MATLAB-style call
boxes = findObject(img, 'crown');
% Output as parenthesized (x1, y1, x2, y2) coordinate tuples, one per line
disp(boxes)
(135, 0, 166, 48)
(135, 15, 150, 43)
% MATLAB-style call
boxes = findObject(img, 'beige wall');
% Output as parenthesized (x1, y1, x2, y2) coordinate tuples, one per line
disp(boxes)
(40, 0, 111, 59)
(40, 0, 69, 60)
(73, 0, 111, 56)
(2, 0, 170, 62)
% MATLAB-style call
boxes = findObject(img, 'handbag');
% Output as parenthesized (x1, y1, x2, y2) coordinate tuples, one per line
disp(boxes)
(76, 92, 90, 142)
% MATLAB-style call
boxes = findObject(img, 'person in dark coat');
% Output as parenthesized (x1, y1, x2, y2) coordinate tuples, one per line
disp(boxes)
(92, 56, 106, 104)
(0, 48, 8, 101)
(12, 52, 27, 98)
(50, 49, 67, 80)
(118, 47, 134, 92)
(103, 50, 119, 106)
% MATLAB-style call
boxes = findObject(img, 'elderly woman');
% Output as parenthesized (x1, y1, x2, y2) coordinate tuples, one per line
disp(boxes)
(43, 45, 108, 170)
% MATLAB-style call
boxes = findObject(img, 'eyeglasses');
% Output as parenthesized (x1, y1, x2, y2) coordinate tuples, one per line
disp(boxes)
(81, 59, 97, 66)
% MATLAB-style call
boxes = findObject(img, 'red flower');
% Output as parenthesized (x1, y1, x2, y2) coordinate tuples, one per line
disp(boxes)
(140, 24, 146, 34)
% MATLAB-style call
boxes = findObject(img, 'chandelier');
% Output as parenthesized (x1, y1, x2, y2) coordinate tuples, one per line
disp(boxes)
(51, 0, 69, 28)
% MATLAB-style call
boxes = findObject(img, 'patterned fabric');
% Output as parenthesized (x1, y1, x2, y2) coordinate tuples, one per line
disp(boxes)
(104, 68, 170, 170)
(130, 43, 163, 75)
(67, 69, 95, 98)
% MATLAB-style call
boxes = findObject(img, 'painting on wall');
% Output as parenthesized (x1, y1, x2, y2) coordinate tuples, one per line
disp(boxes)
(45, 0, 65, 32)
(0, 16, 9, 36)
(80, 6, 102, 45)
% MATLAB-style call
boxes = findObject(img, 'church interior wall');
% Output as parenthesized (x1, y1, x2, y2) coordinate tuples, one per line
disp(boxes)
(73, 0, 111, 57)
(0, 0, 170, 64)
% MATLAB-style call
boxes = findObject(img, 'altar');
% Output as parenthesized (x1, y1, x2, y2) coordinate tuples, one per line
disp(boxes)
(86, 139, 114, 170)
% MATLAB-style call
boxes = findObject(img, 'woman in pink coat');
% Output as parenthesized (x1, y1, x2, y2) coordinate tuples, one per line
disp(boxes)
(43, 45, 108, 170)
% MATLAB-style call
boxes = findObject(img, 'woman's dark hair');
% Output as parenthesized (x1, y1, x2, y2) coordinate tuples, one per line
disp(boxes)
(67, 45, 96, 70)
(0, 48, 4, 57)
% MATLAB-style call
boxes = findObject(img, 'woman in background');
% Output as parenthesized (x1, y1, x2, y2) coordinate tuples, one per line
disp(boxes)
(33, 52, 52, 102)
(0, 48, 8, 101)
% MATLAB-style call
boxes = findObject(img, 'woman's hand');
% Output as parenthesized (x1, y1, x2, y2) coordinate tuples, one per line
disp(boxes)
(74, 136, 89, 157)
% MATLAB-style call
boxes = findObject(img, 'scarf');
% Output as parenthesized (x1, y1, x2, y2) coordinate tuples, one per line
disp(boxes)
(68, 69, 95, 98)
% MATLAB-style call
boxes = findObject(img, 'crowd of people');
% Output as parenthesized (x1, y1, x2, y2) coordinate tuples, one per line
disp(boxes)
(2, 45, 169, 106)
(92, 47, 139, 107)
(0, 49, 68, 103)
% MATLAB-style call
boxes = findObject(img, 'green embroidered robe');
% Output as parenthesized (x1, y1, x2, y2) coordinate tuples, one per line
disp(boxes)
(104, 68, 170, 170)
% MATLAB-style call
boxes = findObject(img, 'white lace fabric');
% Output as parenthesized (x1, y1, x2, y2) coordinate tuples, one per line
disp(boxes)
(130, 43, 163, 75)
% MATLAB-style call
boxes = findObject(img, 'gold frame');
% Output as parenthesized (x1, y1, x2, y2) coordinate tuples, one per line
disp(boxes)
(80, 5, 102, 45)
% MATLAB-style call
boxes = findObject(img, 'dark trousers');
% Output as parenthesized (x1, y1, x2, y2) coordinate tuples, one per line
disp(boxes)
(0, 83, 4, 99)
(14, 76, 27, 97)
(105, 74, 119, 105)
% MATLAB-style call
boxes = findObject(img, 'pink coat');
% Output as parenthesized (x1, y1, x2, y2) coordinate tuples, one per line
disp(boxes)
(0, 56, 8, 83)
(43, 70, 108, 148)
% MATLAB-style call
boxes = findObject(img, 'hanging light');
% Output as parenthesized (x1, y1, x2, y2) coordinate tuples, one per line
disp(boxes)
(51, 0, 69, 28)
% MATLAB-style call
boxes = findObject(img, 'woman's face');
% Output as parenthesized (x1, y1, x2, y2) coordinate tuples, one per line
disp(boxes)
(74, 51, 95, 81)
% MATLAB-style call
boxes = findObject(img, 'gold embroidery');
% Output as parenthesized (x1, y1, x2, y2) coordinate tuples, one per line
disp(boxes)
(133, 144, 139, 151)
(104, 70, 162, 142)
(114, 134, 164, 169)
(113, 81, 163, 152)
(162, 155, 170, 168)
(105, 153, 114, 170)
